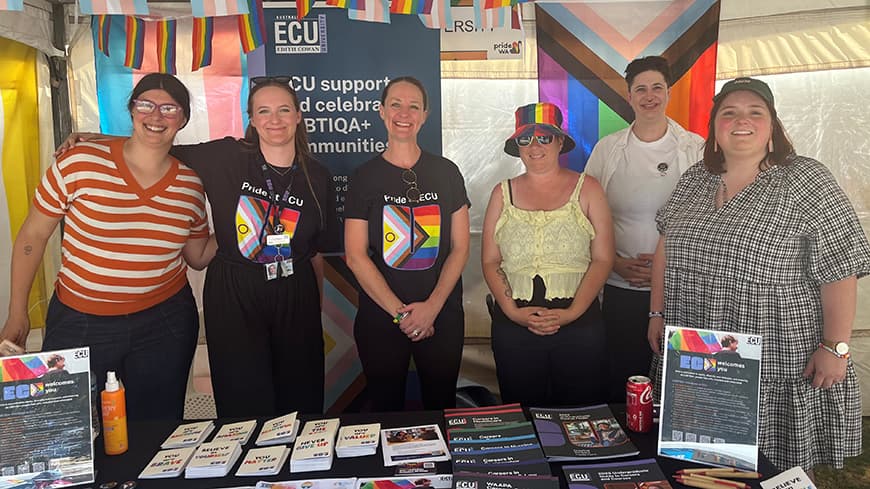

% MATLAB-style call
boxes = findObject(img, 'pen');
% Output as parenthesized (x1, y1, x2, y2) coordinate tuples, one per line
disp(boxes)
(674, 476, 724, 489)
(682, 474, 750, 489)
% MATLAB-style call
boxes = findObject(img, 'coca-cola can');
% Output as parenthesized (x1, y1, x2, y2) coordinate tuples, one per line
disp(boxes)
(626, 375, 653, 433)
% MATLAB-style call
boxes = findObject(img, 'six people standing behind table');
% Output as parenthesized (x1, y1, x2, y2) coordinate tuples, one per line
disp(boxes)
(481, 102, 614, 407)
(344, 76, 471, 411)
(584, 56, 704, 402)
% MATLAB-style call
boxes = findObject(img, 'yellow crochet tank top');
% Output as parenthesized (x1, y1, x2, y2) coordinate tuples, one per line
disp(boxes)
(494, 173, 595, 301)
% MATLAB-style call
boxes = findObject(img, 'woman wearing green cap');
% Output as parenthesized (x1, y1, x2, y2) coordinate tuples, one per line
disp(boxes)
(647, 77, 870, 472)
(481, 102, 614, 406)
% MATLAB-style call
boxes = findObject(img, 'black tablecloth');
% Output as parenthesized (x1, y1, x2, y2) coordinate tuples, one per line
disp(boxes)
(92, 406, 777, 488)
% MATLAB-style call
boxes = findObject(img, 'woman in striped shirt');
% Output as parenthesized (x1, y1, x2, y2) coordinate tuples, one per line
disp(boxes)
(0, 73, 215, 420)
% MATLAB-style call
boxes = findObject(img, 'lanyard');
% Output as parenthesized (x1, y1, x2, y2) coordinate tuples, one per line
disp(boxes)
(257, 160, 295, 248)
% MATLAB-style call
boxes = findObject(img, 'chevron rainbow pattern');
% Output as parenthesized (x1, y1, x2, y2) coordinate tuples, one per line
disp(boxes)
(382, 204, 440, 270)
(535, 1, 719, 170)
(235, 195, 301, 263)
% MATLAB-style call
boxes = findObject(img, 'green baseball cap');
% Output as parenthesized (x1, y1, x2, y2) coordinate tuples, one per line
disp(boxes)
(714, 77, 774, 107)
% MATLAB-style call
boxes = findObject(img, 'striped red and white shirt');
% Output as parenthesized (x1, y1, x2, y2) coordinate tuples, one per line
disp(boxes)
(34, 139, 208, 316)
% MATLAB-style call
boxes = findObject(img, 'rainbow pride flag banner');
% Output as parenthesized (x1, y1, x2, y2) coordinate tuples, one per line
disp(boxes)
(190, 0, 249, 18)
(348, 0, 391, 24)
(191, 17, 214, 71)
(418, 0, 452, 29)
(79, 0, 148, 16)
(93, 14, 112, 57)
(473, 0, 510, 29)
(123, 16, 145, 69)
(0, 0, 24, 11)
(237, 0, 266, 53)
(535, 1, 719, 170)
(390, 0, 432, 15)
(156, 19, 177, 74)
(326, 0, 348, 7)
(296, 0, 313, 18)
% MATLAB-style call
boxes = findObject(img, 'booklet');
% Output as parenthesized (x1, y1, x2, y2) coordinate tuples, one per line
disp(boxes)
(453, 472, 560, 489)
(161, 420, 216, 449)
(530, 405, 639, 461)
(236, 446, 291, 477)
(185, 441, 243, 478)
(213, 420, 258, 445)
(444, 404, 528, 431)
(760, 467, 816, 489)
(0, 348, 96, 488)
(563, 458, 669, 489)
(256, 479, 357, 489)
(658, 326, 762, 471)
(289, 419, 341, 473)
(357, 474, 453, 489)
(256, 412, 300, 446)
(336, 423, 381, 458)
(139, 447, 197, 479)
(381, 424, 450, 466)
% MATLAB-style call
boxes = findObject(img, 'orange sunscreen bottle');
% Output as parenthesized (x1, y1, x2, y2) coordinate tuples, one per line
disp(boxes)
(101, 371, 128, 455)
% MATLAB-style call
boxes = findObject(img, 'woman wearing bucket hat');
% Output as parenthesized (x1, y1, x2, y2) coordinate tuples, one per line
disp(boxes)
(482, 102, 614, 406)
(647, 77, 870, 472)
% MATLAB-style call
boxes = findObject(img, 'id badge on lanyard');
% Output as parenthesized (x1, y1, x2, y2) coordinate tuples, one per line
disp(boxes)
(261, 161, 296, 281)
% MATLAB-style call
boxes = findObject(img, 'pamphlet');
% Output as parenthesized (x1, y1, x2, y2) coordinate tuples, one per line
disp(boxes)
(530, 405, 639, 461)
(357, 474, 453, 489)
(236, 446, 291, 477)
(381, 424, 450, 466)
(185, 441, 243, 478)
(256, 412, 300, 446)
(336, 423, 381, 458)
(213, 420, 258, 445)
(289, 419, 341, 473)
(256, 478, 358, 489)
(453, 472, 560, 489)
(563, 458, 670, 489)
(161, 420, 216, 449)
(760, 467, 816, 489)
(0, 348, 95, 487)
(139, 447, 196, 479)
(444, 404, 527, 431)
(658, 326, 762, 471)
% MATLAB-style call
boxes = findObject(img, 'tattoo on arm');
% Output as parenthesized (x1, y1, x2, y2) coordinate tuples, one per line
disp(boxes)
(497, 267, 512, 298)
(23, 245, 33, 256)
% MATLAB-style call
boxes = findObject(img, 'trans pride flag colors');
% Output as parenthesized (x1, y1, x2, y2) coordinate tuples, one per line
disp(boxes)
(535, 1, 719, 170)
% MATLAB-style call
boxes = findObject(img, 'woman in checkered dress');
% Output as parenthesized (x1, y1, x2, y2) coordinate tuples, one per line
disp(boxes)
(646, 78, 870, 472)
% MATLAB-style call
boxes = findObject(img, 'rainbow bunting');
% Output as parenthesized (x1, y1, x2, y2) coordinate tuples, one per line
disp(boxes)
(190, 0, 250, 18)
(0, 0, 24, 12)
(237, 0, 266, 53)
(326, 0, 347, 6)
(156, 19, 177, 74)
(79, 0, 149, 15)
(93, 14, 112, 57)
(348, 0, 391, 23)
(474, 0, 509, 29)
(418, 0, 452, 29)
(390, 0, 431, 15)
(296, 0, 312, 18)
(191, 17, 214, 71)
(483, 0, 511, 8)
(123, 16, 145, 69)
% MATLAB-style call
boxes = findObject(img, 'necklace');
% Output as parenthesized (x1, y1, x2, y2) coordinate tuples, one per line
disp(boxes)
(719, 177, 729, 205)
(267, 163, 293, 177)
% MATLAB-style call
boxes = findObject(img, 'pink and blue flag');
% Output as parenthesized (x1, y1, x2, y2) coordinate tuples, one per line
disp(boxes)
(190, 0, 249, 17)
(79, 0, 149, 15)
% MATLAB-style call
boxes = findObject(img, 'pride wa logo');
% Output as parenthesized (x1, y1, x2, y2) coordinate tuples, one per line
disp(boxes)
(273, 14, 328, 54)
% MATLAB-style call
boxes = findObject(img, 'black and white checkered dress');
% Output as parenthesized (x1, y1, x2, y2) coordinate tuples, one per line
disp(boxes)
(651, 155, 870, 470)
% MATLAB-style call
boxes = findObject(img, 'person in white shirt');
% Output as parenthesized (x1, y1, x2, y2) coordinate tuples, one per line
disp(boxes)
(585, 56, 704, 402)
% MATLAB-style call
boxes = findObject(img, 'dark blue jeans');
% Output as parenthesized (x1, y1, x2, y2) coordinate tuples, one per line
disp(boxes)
(41, 284, 198, 421)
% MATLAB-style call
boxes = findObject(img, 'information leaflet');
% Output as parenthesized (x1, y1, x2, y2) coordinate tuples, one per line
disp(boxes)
(658, 326, 762, 470)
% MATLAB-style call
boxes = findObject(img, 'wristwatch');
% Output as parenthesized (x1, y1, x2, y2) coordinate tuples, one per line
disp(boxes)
(819, 339, 850, 358)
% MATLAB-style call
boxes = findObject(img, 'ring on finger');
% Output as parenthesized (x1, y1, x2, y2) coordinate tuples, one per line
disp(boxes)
(412, 330, 420, 337)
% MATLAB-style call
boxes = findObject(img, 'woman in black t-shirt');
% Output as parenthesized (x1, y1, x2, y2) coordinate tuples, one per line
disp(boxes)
(344, 76, 470, 411)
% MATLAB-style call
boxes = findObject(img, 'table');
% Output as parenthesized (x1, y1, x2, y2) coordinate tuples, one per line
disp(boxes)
(92, 406, 778, 488)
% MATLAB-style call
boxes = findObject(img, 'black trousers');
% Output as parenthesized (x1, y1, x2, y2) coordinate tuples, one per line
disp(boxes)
(491, 280, 606, 407)
(354, 291, 464, 412)
(203, 257, 325, 418)
(602, 284, 653, 403)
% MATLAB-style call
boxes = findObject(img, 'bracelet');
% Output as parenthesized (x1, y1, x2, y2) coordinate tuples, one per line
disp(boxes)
(648, 311, 664, 319)
(818, 342, 850, 359)
(393, 306, 408, 324)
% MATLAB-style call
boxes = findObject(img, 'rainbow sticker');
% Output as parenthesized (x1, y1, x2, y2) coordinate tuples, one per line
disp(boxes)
(382, 204, 440, 270)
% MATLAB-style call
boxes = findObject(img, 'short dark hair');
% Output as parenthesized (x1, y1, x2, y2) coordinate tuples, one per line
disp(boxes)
(625, 56, 672, 89)
(720, 335, 737, 348)
(47, 354, 64, 368)
(381, 76, 429, 111)
(702, 89, 794, 174)
(128, 73, 191, 125)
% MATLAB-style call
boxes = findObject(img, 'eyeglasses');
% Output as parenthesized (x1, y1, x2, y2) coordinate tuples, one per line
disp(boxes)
(251, 76, 292, 86)
(402, 169, 420, 203)
(132, 99, 183, 119)
(516, 134, 555, 147)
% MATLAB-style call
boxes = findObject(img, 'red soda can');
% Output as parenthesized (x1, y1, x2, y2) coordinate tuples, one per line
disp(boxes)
(626, 375, 653, 433)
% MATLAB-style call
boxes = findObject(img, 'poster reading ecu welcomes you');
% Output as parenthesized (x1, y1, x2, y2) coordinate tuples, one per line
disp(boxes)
(264, 6, 441, 219)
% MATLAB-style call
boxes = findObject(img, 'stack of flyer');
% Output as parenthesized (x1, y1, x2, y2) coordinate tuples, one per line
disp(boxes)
(358, 474, 453, 489)
(184, 441, 243, 478)
(444, 403, 552, 478)
(212, 419, 258, 445)
(160, 420, 216, 449)
(563, 459, 669, 489)
(335, 423, 380, 458)
(236, 446, 291, 477)
(256, 478, 357, 489)
(289, 418, 341, 472)
(530, 405, 639, 462)
(256, 411, 300, 446)
(380, 424, 450, 467)
(139, 447, 197, 479)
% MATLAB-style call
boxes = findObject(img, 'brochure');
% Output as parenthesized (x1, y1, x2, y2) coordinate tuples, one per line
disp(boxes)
(530, 405, 639, 461)
(336, 423, 381, 458)
(453, 472, 560, 489)
(381, 424, 450, 466)
(289, 420, 341, 473)
(658, 326, 762, 471)
(256, 478, 358, 489)
(256, 412, 300, 446)
(444, 404, 527, 431)
(236, 446, 291, 477)
(185, 441, 243, 478)
(139, 447, 196, 479)
(212, 420, 258, 445)
(357, 474, 453, 489)
(760, 467, 816, 489)
(0, 348, 95, 488)
(563, 458, 671, 489)
(161, 420, 216, 449)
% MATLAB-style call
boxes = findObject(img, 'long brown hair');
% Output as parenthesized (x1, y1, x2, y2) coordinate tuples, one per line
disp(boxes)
(702, 92, 794, 174)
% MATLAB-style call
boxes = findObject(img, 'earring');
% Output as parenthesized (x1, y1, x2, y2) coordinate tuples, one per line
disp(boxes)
(713, 140, 718, 153)
(768, 139, 774, 153)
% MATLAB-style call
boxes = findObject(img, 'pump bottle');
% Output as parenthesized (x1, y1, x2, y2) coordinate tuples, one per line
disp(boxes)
(101, 371, 128, 455)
